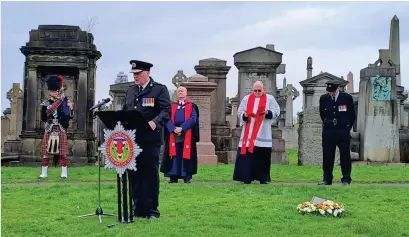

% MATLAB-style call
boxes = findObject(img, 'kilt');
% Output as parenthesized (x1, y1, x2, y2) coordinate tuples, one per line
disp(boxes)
(41, 126, 68, 157)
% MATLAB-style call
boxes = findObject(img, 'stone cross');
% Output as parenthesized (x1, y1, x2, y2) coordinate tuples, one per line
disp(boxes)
(6, 83, 23, 140)
(172, 70, 188, 88)
(279, 83, 299, 127)
(180, 74, 218, 165)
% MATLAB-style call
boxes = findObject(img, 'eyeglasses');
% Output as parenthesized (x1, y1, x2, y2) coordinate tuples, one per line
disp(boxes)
(253, 90, 262, 92)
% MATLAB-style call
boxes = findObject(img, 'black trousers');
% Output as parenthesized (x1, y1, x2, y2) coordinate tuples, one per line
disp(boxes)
(322, 129, 352, 184)
(128, 144, 160, 218)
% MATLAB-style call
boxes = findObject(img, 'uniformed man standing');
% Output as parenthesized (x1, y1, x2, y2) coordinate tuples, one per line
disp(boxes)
(318, 80, 356, 186)
(122, 60, 171, 219)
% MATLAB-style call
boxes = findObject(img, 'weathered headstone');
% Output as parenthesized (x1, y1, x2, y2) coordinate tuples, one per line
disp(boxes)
(1, 111, 11, 152)
(194, 58, 232, 163)
(298, 72, 347, 165)
(5, 83, 23, 140)
(16, 25, 101, 165)
(233, 44, 283, 102)
(180, 74, 218, 165)
(297, 106, 340, 165)
(194, 58, 231, 131)
(357, 49, 400, 162)
(299, 72, 347, 110)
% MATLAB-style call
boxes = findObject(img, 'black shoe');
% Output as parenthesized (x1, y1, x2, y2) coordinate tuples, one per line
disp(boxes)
(169, 179, 178, 183)
(146, 215, 159, 220)
(184, 179, 191, 183)
(318, 181, 332, 185)
(241, 181, 251, 184)
(260, 181, 270, 184)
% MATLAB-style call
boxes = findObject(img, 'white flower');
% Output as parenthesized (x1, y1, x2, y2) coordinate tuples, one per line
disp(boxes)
(333, 210, 339, 217)
(327, 209, 333, 214)
(319, 209, 325, 215)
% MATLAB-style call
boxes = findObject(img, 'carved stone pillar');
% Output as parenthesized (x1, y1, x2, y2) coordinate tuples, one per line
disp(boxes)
(77, 68, 88, 132)
(180, 74, 218, 165)
(25, 66, 38, 131)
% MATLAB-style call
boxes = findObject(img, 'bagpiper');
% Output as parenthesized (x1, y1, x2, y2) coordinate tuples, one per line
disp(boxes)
(39, 75, 73, 179)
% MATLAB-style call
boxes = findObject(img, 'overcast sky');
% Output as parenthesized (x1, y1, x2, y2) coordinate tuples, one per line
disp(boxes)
(2, 1, 408, 116)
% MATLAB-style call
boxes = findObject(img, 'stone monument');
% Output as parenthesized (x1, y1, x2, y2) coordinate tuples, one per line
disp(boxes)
(114, 71, 128, 84)
(233, 44, 283, 102)
(2, 83, 24, 156)
(298, 65, 348, 165)
(280, 83, 300, 149)
(230, 44, 287, 164)
(307, 56, 313, 79)
(1, 110, 11, 152)
(16, 25, 101, 166)
(194, 58, 232, 163)
(389, 15, 400, 86)
(346, 72, 354, 93)
(357, 49, 400, 162)
(180, 74, 218, 165)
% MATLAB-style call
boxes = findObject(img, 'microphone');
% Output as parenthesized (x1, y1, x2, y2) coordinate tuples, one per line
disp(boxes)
(89, 98, 111, 111)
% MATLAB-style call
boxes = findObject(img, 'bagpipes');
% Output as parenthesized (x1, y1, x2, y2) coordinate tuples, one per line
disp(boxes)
(46, 75, 74, 166)
(56, 75, 74, 119)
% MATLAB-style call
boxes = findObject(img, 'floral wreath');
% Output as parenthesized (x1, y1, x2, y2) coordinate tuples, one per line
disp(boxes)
(296, 199, 345, 217)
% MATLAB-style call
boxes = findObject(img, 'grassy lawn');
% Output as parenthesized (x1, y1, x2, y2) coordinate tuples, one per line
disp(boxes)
(2, 183, 409, 237)
(2, 158, 409, 184)
(2, 149, 409, 236)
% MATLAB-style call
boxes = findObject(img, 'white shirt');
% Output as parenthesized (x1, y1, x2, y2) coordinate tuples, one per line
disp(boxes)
(139, 78, 150, 91)
(178, 99, 185, 109)
(237, 94, 281, 148)
(333, 90, 339, 101)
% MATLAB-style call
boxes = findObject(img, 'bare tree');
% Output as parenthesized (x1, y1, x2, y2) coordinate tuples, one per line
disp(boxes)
(81, 16, 98, 33)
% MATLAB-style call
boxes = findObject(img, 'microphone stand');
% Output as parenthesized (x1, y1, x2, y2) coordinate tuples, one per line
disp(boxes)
(78, 106, 115, 223)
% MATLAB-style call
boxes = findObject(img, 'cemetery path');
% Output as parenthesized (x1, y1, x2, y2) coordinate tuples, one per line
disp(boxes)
(2, 180, 409, 187)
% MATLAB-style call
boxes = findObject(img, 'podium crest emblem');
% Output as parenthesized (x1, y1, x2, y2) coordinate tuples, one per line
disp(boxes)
(99, 121, 142, 178)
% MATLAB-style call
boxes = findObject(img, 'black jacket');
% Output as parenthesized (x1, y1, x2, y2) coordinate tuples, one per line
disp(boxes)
(122, 77, 171, 146)
(319, 92, 356, 131)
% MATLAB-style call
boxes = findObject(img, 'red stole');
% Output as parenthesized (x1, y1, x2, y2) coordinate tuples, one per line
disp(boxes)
(240, 93, 267, 155)
(169, 99, 193, 159)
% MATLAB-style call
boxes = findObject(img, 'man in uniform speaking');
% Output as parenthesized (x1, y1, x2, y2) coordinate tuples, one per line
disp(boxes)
(122, 60, 171, 219)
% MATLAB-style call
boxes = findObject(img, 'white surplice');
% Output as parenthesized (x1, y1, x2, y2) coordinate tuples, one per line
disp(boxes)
(237, 94, 280, 148)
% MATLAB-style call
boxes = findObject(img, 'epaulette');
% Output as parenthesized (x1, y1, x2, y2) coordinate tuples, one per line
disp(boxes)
(152, 81, 163, 86)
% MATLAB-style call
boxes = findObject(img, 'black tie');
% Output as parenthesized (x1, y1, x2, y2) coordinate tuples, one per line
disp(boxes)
(138, 86, 142, 93)
(332, 96, 335, 103)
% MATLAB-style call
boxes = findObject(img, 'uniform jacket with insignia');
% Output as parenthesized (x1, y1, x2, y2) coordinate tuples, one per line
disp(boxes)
(40, 97, 71, 132)
(319, 92, 356, 131)
(122, 77, 171, 146)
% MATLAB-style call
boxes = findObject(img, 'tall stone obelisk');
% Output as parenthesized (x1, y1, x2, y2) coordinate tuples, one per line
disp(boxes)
(389, 15, 400, 86)
(347, 72, 354, 93)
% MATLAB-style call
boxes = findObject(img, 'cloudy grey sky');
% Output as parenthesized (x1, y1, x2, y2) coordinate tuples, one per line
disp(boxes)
(2, 1, 409, 116)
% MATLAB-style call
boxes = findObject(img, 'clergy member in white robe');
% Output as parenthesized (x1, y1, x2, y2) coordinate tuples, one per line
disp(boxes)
(233, 81, 280, 184)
